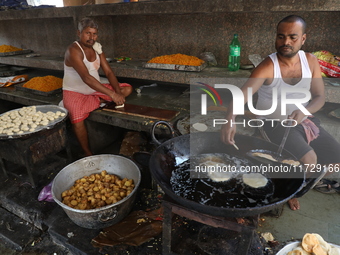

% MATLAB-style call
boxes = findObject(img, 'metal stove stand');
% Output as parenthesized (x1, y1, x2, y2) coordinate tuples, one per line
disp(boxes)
(0, 120, 72, 188)
(162, 196, 259, 255)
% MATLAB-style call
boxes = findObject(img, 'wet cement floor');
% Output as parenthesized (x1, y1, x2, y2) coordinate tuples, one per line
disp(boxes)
(258, 174, 340, 248)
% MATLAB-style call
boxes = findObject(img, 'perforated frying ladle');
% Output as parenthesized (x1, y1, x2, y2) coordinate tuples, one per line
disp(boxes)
(276, 119, 294, 159)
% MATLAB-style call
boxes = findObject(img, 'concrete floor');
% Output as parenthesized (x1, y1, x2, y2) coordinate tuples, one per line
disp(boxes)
(257, 104, 340, 252)
(258, 178, 340, 246)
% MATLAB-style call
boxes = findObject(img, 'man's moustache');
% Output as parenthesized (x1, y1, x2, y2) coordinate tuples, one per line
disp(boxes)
(280, 45, 292, 49)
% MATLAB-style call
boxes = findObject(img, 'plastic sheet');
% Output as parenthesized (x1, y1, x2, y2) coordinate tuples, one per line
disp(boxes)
(199, 52, 217, 66)
(0, 0, 29, 10)
(248, 54, 263, 67)
(38, 181, 54, 202)
(312, 50, 340, 78)
(92, 207, 163, 247)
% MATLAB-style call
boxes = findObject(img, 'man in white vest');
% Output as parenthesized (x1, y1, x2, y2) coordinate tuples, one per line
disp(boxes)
(62, 17, 132, 157)
(221, 15, 340, 210)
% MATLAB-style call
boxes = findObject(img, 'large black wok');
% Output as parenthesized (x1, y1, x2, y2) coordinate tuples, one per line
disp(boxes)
(149, 130, 319, 218)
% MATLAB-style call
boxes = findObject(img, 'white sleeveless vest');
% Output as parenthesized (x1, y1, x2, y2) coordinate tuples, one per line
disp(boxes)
(256, 50, 312, 121)
(63, 41, 100, 95)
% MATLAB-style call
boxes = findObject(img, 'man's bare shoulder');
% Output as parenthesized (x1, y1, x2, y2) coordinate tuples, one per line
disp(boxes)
(64, 42, 83, 66)
(305, 52, 323, 78)
(305, 52, 318, 63)
(65, 42, 83, 60)
(66, 42, 81, 54)
(250, 57, 274, 78)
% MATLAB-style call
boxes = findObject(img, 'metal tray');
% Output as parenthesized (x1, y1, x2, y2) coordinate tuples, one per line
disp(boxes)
(0, 49, 32, 57)
(143, 62, 207, 72)
(0, 105, 68, 140)
(15, 83, 62, 96)
(175, 112, 255, 136)
(0, 65, 28, 77)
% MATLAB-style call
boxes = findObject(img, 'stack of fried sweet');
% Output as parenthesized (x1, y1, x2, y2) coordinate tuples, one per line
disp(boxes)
(288, 233, 340, 255)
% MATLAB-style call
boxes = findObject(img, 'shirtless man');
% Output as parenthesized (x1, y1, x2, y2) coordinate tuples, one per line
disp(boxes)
(221, 15, 340, 210)
(63, 17, 132, 156)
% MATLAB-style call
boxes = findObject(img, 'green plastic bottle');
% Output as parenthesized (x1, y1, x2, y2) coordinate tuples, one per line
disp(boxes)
(228, 34, 241, 71)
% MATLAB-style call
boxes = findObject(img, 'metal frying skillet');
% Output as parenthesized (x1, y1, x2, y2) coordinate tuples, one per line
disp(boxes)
(247, 120, 294, 164)
(149, 131, 309, 218)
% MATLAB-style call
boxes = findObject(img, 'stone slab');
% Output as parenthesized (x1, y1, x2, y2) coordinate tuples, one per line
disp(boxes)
(0, 155, 69, 230)
(0, 207, 40, 251)
(258, 189, 340, 244)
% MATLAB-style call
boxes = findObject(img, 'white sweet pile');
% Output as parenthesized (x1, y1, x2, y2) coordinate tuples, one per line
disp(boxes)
(0, 106, 66, 136)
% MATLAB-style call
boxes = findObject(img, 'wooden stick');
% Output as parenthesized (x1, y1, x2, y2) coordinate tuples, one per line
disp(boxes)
(233, 143, 239, 150)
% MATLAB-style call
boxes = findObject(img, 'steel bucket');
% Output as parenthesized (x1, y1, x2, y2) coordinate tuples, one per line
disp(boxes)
(52, 154, 141, 229)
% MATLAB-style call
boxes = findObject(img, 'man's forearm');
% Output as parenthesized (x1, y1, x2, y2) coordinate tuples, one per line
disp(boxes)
(225, 101, 237, 126)
(106, 72, 122, 93)
(306, 94, 325, 114)
(82, 75, 114, 96)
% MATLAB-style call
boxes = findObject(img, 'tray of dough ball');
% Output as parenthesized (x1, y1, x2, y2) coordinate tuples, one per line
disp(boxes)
(0, 105, 68, 139)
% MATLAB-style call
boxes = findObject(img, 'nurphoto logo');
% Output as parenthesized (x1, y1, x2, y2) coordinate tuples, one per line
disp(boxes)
(192, 78, 312, 128)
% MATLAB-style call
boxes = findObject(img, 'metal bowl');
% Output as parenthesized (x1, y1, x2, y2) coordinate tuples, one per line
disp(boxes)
(52, 154, 141, 229)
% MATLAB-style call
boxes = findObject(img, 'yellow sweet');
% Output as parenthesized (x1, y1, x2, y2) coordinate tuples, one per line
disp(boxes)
(23, 76, 62, 92)
(147, 53, 204, 66)
(0, 44, 22, 53)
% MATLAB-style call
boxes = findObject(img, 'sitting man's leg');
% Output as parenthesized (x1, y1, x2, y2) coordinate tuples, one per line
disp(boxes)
(262, 121, 315, 211)
(63, 90, 101, 157)
(64, 83, 133, 157)
(73, 120, 92, 157)
(120, 83, 133, 97)
(288, 150, 318, 210)
(287, 117, 340, 209)
(95, 83, 133, 106)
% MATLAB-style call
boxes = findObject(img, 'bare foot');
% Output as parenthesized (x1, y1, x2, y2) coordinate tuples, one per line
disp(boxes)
(288, 198, 300, 210)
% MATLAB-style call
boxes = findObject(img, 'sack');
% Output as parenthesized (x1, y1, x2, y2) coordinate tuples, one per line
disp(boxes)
(312, 50, 340, 78)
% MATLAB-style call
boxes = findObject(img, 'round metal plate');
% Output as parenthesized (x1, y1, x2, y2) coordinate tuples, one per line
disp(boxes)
(276, 241, 340, 255)
(176, 111, 255, 136)
(0, 105, 68, 139)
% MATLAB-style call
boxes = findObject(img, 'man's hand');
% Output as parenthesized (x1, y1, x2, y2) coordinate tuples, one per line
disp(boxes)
(110, 91, 125, 105)
(221, 123, 237, 145)
(288, 109, 307, 124)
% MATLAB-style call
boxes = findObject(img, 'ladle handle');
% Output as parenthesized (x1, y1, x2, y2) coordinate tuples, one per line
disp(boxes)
(151, 121, 176, 146)
(277, 120, 293, 156)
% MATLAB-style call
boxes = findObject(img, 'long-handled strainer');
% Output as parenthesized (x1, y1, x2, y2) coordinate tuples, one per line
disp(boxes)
(275, 120, 293, 160)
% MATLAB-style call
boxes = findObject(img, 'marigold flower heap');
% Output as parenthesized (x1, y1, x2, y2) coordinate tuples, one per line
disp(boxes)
(23, 76, 63, 92)
(147, 53, 204, 66)
(0, 45, 22, 53)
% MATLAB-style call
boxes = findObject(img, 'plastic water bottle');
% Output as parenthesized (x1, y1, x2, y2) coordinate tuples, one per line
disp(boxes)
(228, 34, 241, 71)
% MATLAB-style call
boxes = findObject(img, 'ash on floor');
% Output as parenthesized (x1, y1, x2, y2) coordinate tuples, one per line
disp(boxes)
(169, 216, 265, 255)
